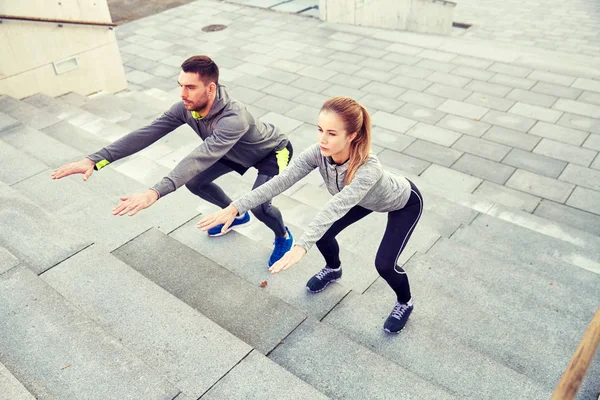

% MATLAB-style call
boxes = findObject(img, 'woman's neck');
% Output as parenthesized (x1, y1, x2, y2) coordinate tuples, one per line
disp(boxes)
(331, 148, 350, 165)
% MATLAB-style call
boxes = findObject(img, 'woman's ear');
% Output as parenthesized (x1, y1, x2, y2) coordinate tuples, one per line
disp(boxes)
(347, 131, 358, 143)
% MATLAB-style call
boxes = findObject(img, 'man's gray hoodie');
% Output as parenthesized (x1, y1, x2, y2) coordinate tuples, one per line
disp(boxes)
(87, 85, 289, 197)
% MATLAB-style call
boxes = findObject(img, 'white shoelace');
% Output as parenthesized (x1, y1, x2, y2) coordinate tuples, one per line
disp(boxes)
(391, 302, 410, 319)
(316, 267, 337, 280)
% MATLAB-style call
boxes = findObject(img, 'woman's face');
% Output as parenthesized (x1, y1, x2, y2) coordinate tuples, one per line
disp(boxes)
(317, 110, 355, 161)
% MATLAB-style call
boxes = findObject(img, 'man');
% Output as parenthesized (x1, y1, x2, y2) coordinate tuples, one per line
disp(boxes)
(52, 55, 295, 266)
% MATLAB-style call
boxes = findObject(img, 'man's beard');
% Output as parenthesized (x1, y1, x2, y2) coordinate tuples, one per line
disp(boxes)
(191, 100, 208, 112)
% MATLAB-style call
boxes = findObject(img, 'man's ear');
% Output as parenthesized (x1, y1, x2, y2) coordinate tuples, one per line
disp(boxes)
(209, 82, 218, 95)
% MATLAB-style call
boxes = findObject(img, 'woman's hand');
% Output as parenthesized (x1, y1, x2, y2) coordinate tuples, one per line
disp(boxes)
(197, 204, 239, 234)
(268, 245, 307, 274)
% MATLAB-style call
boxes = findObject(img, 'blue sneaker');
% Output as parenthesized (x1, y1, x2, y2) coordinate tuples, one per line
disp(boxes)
(207, 211, 251, 237)
(268, 227, 294, 266)
(383, 298, 413, 334)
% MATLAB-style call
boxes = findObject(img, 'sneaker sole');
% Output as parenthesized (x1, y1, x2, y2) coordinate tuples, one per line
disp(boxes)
(207, 217, 252, 237)
(383, 327, 403, 334)
(306, 278, 340, 293)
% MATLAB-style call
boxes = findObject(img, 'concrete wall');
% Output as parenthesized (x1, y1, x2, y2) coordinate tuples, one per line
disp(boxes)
(0, 1, 127, 99)
(321, 0, 456, 35)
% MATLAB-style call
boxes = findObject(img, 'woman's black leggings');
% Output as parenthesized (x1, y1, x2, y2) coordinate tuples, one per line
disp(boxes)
(315, 181, 423, 303)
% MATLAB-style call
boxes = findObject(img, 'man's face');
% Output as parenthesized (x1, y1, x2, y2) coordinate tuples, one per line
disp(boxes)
(178, 71, 212, 112)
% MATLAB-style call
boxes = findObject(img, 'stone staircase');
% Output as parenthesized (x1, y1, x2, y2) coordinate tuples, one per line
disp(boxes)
(0, 88, 599, 399)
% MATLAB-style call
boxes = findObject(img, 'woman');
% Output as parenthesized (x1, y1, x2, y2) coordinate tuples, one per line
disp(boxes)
(198, 97, 423, 333)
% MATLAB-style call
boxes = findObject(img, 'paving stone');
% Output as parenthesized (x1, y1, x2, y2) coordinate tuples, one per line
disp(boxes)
(489, 73, 536, 90)
(272, 59, 307, 73)
(451, 135, 511, 162)
(450, 66, 495, 81)
(505, 89, 557, 107)
(270, 318, 455, 399)
(355, 68, 395, 84)
(114, 228, 305, 354)
(405, 123, 461, 146)
(437, 99, 489, 120)
(126, 69, 155, 84)
(553, 98, 600, 119)
(358, 81, 405, 99)
(370, 126, 416, 152)
(359, 94, 405, 113)
(258, 69, 299, 84)
(452, 154, 515, 184)
(502, 148, 567, 178)
(556, 113, 600, 135)
(426, 71, 471, 88)
(488, 63, 532, 78)
(424, 83, 471, 101)
(0, 267, 178, 400)
(203, 350, 328, 400)
(262, 82, 305, 100)
(371, 111, 417, 133)
(399, 90, 446, 108)
(465, 80, 512, 97)
(533, 138, 597, 167)
(403, 140, 463, 167)
(534, 200, 600, 236)
(254, 95, 297, 114)
(578, 91, 600, 106)
(508, 102, 563, 123)
(592, 154, 600, 170)
(359, 58, 399, 72)
(391, 64, 435, 79)
(297, 65, 338, 81)
(290, 76, 332, 93)
(436, 114, 491, 137)
(385, 42, 422, 56)
(582, 134, 600, 151)
(527, 70, 576, 86)
(571, 77, 600, 93)
(506, 169, 575, 203)
(261, 112, 303, 133)
(559, 163, 600, 191)
(529, 121, 589, 146)
(464, 92, 515, 112)
(418, 49, 456, 62)
(377, 148, 430, 175)
(285, 104, 321, 125)
(322, 84, 367, 100)
(567, 186, 600, 215)
(394, 104, 447, 125)
(232, 75, 273, 91)
(292, 91, 330, 110)
(0, 141, 48, 185)
(473, 181, 541, 212)
(421, 164, 482, 193)
(0, 97, 61, 130)
(0, 112, 20, 133)
(481, 110, 536, 132)
(322, 60, 362, 75)
(531, 82, 582, 100)
(414, 59, 455, 73)
(388, 75, 432, 91)
(451, 55, 493, 69)
(44, 247, 252, 398)
(0, 246, 19, 275)
(327, 73, 370, 89)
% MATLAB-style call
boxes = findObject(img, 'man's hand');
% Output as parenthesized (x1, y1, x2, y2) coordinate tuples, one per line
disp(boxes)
(197, 204, 239, 234)
(112, 190, 159, 216)
(268, 245, 307, 274)
(51, 158, 96, 181)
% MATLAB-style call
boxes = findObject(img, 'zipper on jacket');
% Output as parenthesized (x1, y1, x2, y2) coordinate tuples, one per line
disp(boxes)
(335, 167, 341, 192)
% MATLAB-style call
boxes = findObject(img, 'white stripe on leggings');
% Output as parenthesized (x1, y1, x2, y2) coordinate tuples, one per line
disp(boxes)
(393, 188, 423, 275)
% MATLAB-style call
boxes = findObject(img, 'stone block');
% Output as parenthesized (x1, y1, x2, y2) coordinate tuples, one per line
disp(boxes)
(436, 114, 491, 137)
(481, 110, 536, 132)
(438, 99, 489, 120)
(258, 69, 299, 84)
(261, 112, 304, 133)
(559, 163, 600, 191)
(425, 83, 471, 101)
(403, 139, 463, 166)
(0, 112, 20, 133)
(285, 104, 321, 125)
(0, 247, 19, 275)
(508, 102, 562, 123)
(473, 181, 540, 212)
(426, 71, 471, 88)
(254, 95, 297, 114)
(371, 126, 416, 152)
(0, 362, 34, 399)
(531, 82, 582, 99)
(527, 71, 576, 86)
(391, 64, 434, 79)
(489, 73, 536, 90)
(571, 77, 600, 93)
(359, 94, 405, 113)
(405, 122, 460, 146)
(322, 60, 362, 75)
(502, 148, 566, 178)
(452, 135, 511, 161)
(395, 104, 447, 125)
(529, 121, 588, 146)
(262, 82, 305, 100)
(451, 56, 493, 69)
(371, 111, 417, 133)
(534, 200, 600, 236)
(465, 80, 512, 97)
(389, 75, 432, 91)
(360, 81, 406, 99)
(290, 76, 333, 93)
(0, 267, 178, 400)
(377, 149, 430, 175)
(421, 164, 482, 193)
(399, 90, 445, 108)
(355, 68, 395, 84)
(488, 63, 532, 78)
(533, 138, 597, 167)
(464, 92, 515, 112)
(297, 65, 338, 81)
(567, 186, 600, 215)
(557, 113, 600, 135)
(452, 154, 515, 184)
(506, 89, 557, 107)
(414, 59, 454, 73)
(578, 91, 600, 106)
(450, 66, 494, 81)
(322, 84, 366, 100)
(0, 141, 48, 185)
(506, 169, 575, 203)
(553, 99, 600, 119)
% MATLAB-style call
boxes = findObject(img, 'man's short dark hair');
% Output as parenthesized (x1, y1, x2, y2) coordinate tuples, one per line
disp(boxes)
(181, 55, 219, 85)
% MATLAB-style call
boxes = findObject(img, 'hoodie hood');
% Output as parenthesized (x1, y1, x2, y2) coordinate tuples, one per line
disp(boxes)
(202, 84, 229, 120)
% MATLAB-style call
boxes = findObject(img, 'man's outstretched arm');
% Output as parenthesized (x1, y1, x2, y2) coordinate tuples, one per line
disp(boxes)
(51, 158, 95, 181)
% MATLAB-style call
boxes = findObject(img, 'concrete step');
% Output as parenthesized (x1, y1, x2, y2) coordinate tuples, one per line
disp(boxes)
(42, 245, 255, 399)
(81, 91, 133, 123)
(0, 362, 35, 400)
(450, 222, 600, 292)
(0, 140, 47, 186)
(0, 246, 19, 275)
(201, 350, 328, 399)
(268, 318, 456, 399)
(323, 290, 551, 400)
(115, 89, 175, 117)
(0, 124, 83, 168)
(41, 120, 111, 155)
(0, 111, 21, 133)
(467, 213, 600, 275)
(383, 253, 598, 390)
(111, 228, 306, 354)
(0, 182, 90, 274)
(421, 238, 597, 341)
(0, 266, 179, 399)
(0, 95, 61, 130)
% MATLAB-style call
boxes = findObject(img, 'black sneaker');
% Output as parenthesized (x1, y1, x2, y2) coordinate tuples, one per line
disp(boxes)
(383, 298, 413, 334)
(306, 266, 342, 293)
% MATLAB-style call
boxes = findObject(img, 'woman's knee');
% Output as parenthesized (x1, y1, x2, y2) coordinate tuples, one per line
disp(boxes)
(375, 254, 398, 278)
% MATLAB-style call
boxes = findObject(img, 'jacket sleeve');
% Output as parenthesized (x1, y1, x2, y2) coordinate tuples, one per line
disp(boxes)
(232, 145, 320, 214)
(87, 103, 185, 170)
(152, 114, 248, 197)
(296, 161, 383, 251)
